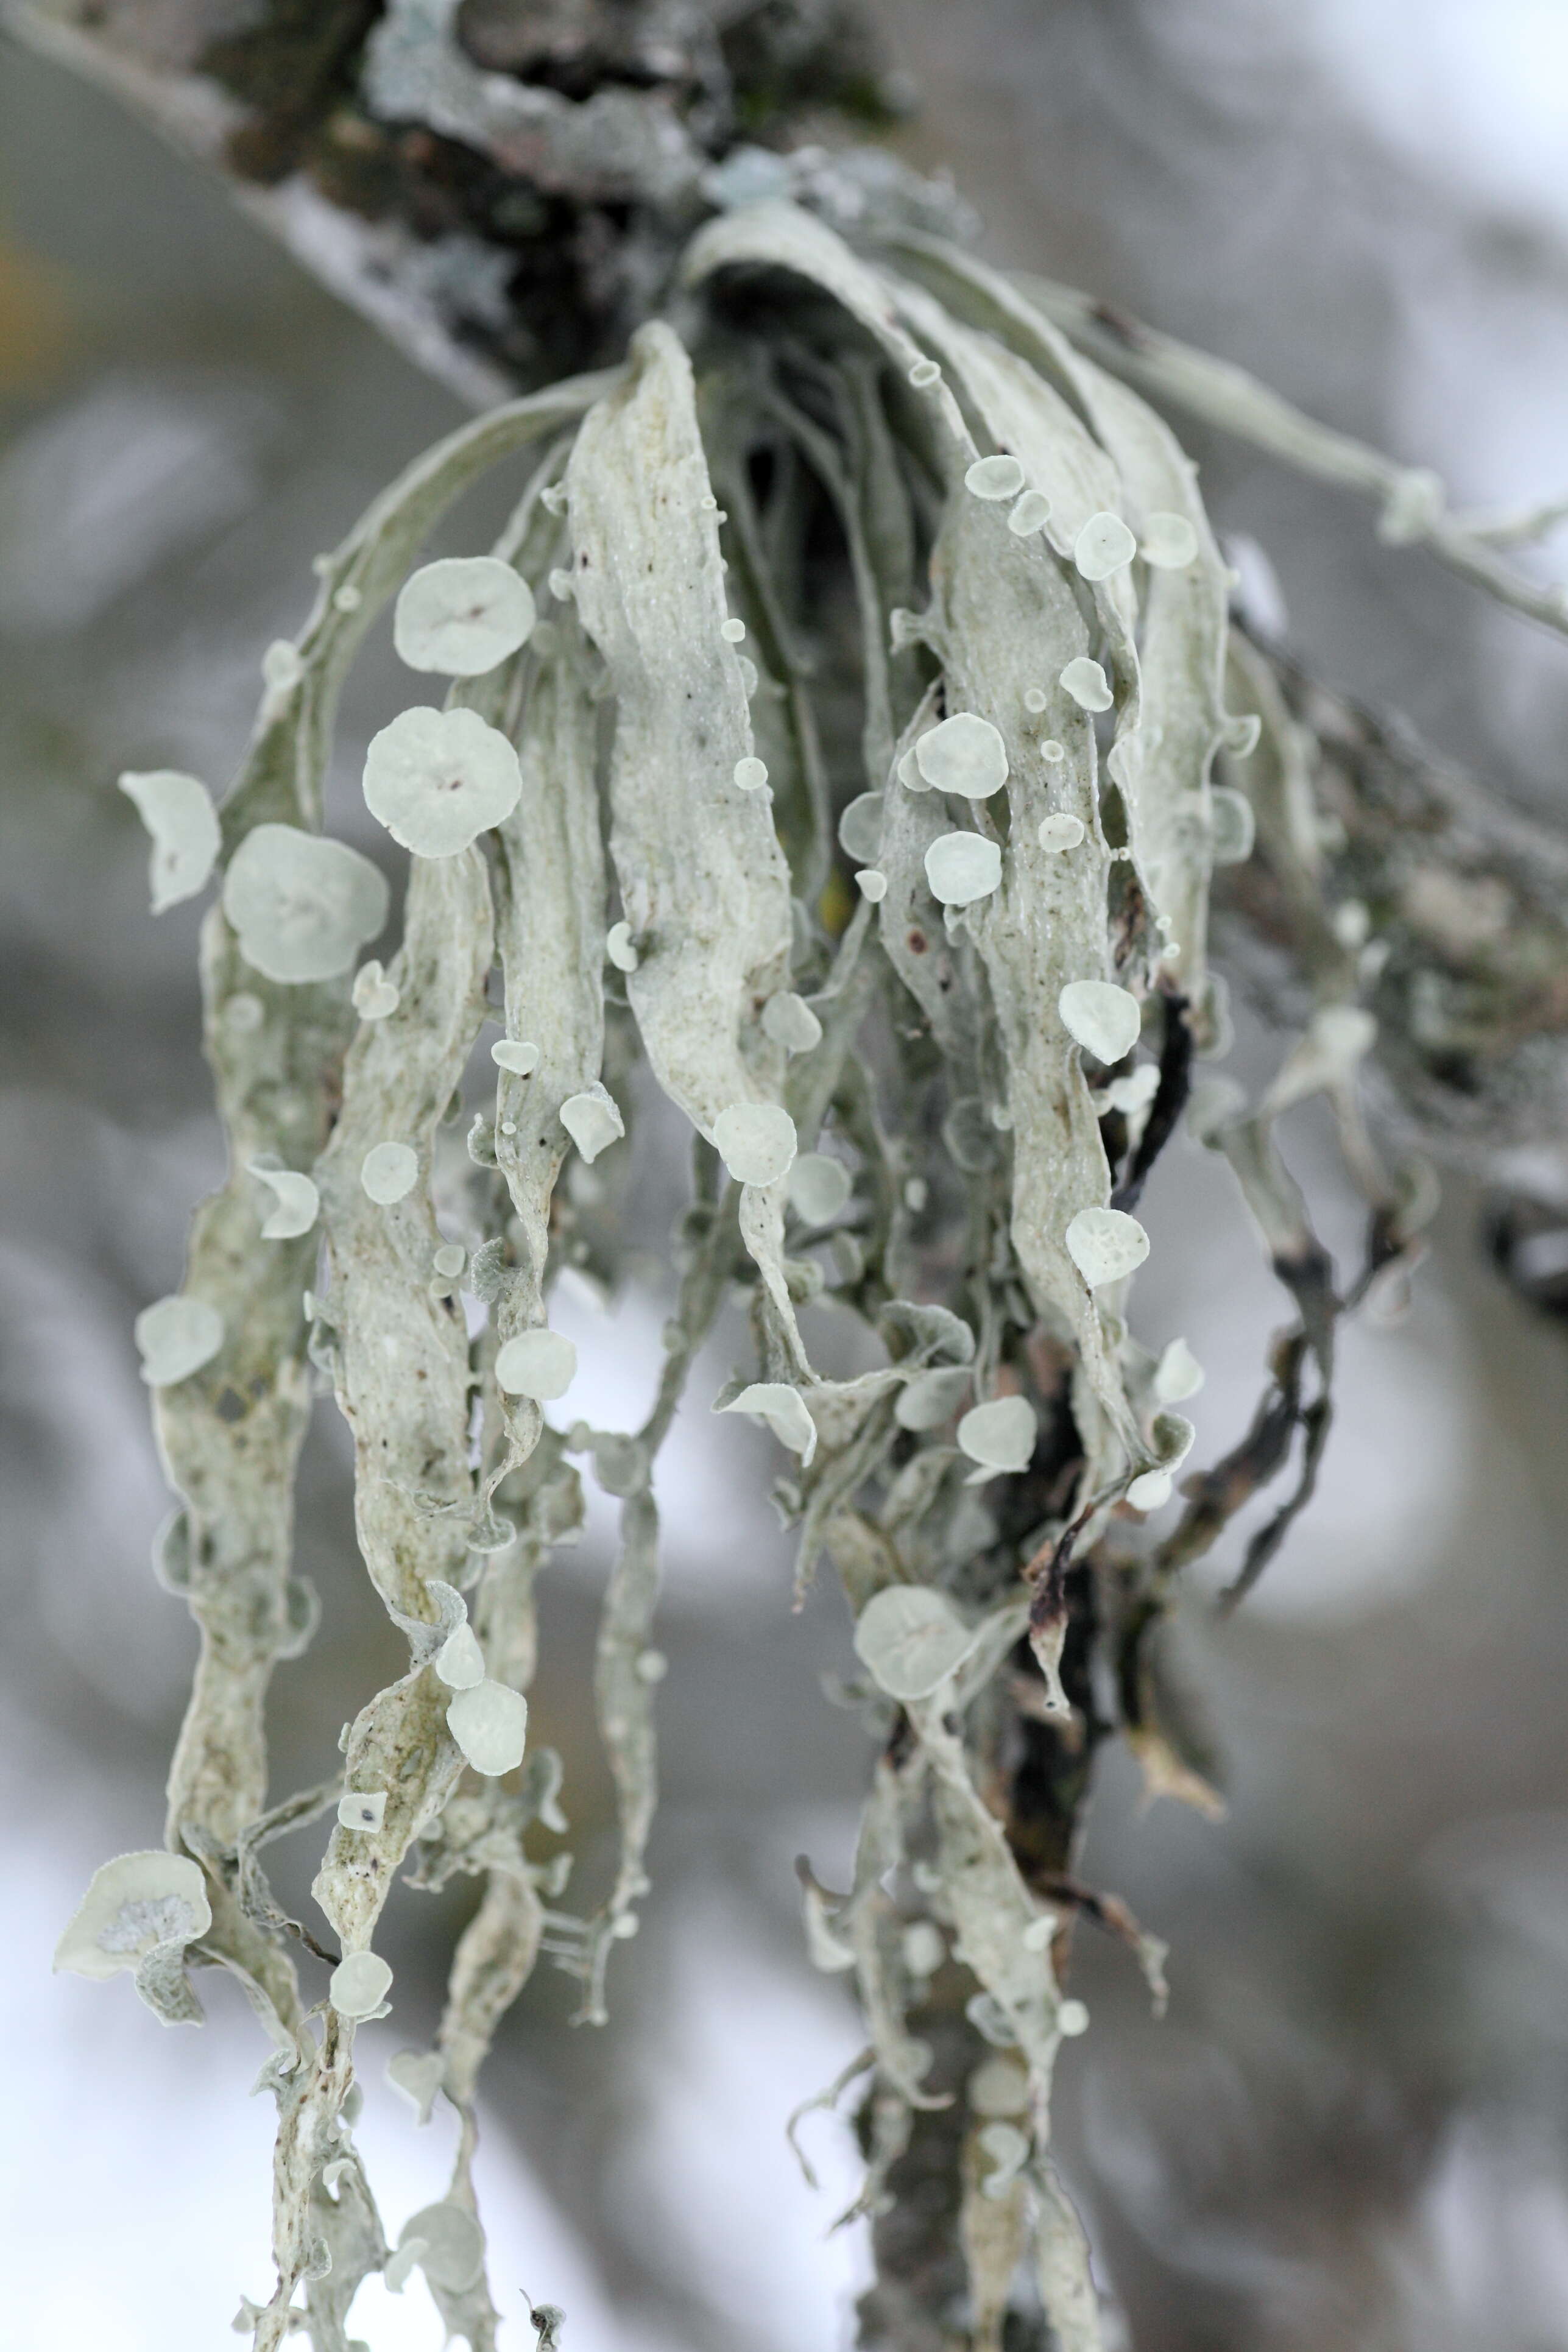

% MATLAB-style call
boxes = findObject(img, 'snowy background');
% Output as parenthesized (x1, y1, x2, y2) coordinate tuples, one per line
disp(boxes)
(6, 3, 1568, 2345)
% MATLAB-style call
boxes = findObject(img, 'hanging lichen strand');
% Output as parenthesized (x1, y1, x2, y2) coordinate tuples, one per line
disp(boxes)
(58, 194, 1423, 2351)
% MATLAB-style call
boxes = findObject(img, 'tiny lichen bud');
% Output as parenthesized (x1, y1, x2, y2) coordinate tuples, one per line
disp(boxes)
(222, 824, 388, 984)
(1073, 510, 1137, 579)
(895, 1365, 972, 1431)
(1141, 512, 1199, 569)
(434, 1622, 485, 1689)
(1059, 657, 1114, 712)
(1008, 489, 1053, 537)
(956, 1395, 1037, 1477)
(447, 1681, 528, 1776)
(386, 2050, 443, 2124)
(1154, 1337, 1204, 1402)
(248, 1164, 319, 1240)
(855, 1584, 977, 1700)
(856, 867, 888, 902)
(134, 1295, 224, 1386)
(560, 1082, 624, 1162)
(1209, 785, 1257, 865)
(495, 1329, 577, 1401)
(1037, 813, 1084, 852)
(361, 1143, 418, 1204)
(713, 1101, 797, 1186)
(607, 920, 639, 972)
(903, 1921, 946, 1977)
(761, 992, 822, 1054)
(788, 1151, 852, 1224)
(337, 1792, 387, 1833)
(733, 755, 768, 791)
(351, 959, 400, 1019)
(362, 706, 522, 858)
(329, 1951, 393, 2019)
(978, 2121, 1031, 2195)
(718, 1382, 817, 1463)
(491, 1038, 540, 1076)
(118, 769, 220, 914)
(393, 556, 535, 676)
(965, 454, 1026, 501)
(720, 616, 746, 642)
(839, 791, 885, 860)
(261, 639, 303, 694)
(1065, 1206, 1151, 1287)
(1058, 980, 1142, 1064)
(925, 832, 1002, 906)
(914, 712, 1009, 798)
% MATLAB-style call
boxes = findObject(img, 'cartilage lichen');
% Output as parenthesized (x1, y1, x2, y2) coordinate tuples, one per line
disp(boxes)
(65, 183, 1440, 2352)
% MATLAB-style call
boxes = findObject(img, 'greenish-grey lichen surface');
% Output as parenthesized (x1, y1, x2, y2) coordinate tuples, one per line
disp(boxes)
(75, 194, 1436, 2351)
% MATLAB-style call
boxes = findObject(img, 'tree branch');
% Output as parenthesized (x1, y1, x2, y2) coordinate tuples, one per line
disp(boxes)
(4, 0, 908, 401)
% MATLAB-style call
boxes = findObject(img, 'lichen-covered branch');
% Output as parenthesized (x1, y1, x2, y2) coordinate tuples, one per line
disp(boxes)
(4, 0, 906, 400)
(38, 13, 1568, 2352)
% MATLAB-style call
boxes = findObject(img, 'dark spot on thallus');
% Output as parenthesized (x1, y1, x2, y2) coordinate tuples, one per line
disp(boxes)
(907, 930, 928, 956)
(216, 1388, 247, 1424)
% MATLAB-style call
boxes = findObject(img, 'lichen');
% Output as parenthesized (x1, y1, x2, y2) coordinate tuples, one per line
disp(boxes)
(77, 186, 1435, 2352)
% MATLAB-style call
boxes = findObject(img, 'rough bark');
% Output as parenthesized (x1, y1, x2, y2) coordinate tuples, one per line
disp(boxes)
(5, 0, 904, 398)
